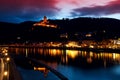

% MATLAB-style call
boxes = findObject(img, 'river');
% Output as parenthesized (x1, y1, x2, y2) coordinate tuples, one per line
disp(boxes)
(8, 47, 120, 80)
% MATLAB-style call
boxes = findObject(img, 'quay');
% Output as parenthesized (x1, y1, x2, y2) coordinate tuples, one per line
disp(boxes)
(1, 45, 120, 53)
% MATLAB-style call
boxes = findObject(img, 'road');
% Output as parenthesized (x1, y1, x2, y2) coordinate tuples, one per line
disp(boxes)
(0, 57, 10, 80)
(0, 48, 10, 80)
(0, 58, 4, 80)
(0, 47, 22, 80)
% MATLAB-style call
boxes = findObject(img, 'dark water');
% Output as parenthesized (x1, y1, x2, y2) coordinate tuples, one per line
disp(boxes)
(9, 48, 120, 80)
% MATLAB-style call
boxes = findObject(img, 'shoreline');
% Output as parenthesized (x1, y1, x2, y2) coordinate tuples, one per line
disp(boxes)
(1, 45, 120, 53)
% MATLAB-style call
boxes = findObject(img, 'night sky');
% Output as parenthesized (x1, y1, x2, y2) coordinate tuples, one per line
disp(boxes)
(0, 0, 120, 23)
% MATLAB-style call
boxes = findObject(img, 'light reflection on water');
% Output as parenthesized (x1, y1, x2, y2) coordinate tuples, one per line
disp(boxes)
(9, 48, 120, 80)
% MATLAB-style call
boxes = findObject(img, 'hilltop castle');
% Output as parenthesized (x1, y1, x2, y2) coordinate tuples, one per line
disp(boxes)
(33, 16, 57, 28)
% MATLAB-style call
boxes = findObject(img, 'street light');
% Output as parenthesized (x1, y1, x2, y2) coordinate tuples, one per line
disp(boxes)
(4, 53, 8, 56)
(6, 57, 10, 62)
(4, 71, 8, 76)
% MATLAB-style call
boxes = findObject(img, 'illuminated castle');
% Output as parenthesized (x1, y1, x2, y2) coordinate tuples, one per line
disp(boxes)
(33, 16, 57, 28)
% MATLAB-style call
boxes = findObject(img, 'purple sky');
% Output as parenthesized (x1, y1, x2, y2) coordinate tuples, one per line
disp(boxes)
(0, 0, 120, 23)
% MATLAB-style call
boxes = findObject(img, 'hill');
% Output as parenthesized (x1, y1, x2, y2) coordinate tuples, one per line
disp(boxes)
(0, 17, 120, 43)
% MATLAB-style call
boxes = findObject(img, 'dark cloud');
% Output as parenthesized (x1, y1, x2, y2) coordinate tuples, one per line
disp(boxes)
(0, 0, 120, 23)
(18, 7, 57, 21)
(0, 0, 58, 23)
(72, 0, 120, 16)
(0, 0, 57, 9)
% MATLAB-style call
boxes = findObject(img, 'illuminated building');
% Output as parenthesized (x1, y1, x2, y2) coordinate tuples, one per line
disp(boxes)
(113, 39, 120, 45)
(60, 33, 68, 38)
(33, 16, 57, 28)
(66, 41, 80, 47)
(86, 33, 92, 37)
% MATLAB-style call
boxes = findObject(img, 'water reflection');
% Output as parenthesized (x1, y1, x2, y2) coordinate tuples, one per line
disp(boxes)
(9, 48, 120, 68)
(66, 50, 78, 59)
(25, 48, 28, 57)
(34, 67, 49, 77)
(8, 48, 120, 80)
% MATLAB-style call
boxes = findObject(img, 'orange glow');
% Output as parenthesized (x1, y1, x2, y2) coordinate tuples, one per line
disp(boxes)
(66, 41, 80, 47)
(81, 51, 87, 57)
(49, 49, 61, 56)
(90, 51, 93, 57)
(34, 67, 46, 71)
(86, 33, 92, 37)
(87, 57, 92, 63)
(113, 53, 120, 60)
(4, 53, 8, 56)
(38, 49, 43, 54)
(61, 55, 68, 64)
(34, 66, 49, 77)
(66, 50, 78, 59)
(33, 16, 57, 28)
(50, 42, 62, 47)
(4, 71, 8, 76)
(89, 45, 94, 48)
(6, 57, 10, 61)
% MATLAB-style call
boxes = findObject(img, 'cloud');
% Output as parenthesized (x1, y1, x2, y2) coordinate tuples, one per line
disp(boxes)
(72, 0, 120, 17)
(55, 0, 115, 18)
(0, 0, 57, 9)
(0, 0, 58, 23)
(0, 0, 120, 22)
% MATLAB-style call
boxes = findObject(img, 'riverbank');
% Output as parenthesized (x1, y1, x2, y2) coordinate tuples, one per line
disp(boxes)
(1, 45, 120, 53)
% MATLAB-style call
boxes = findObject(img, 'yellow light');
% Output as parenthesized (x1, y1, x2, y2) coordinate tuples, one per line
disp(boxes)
(34, 67, 49, 75)
(6, 57, 10, 61)
(49, 49, 61, 56)
(53, 49, 57, 54)
(87, 57, 92, 63)
(2, 48, 8, 53)
(34, 67, 46, 71)
(89, 45, 94, 48)
(66, 50, 78, 59)
(33, 16, 57, 28)
(2, 50, 5, 53)
(86, 33, 92, 37)
(90, 52, 93, 57)
(113, 53, 120, 60)
(66, 41, 79, 47)
(5, 53, 8, 56)
(4, 71, 8, 76)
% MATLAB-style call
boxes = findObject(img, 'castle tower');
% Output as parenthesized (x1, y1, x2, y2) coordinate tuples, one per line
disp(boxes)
(43, 16, 47, 23)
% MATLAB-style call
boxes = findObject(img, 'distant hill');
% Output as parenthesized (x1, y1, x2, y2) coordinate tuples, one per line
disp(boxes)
(1, 17, 120, 32)
(0, 17, 120, 43)
(49, 17, 120, 32)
